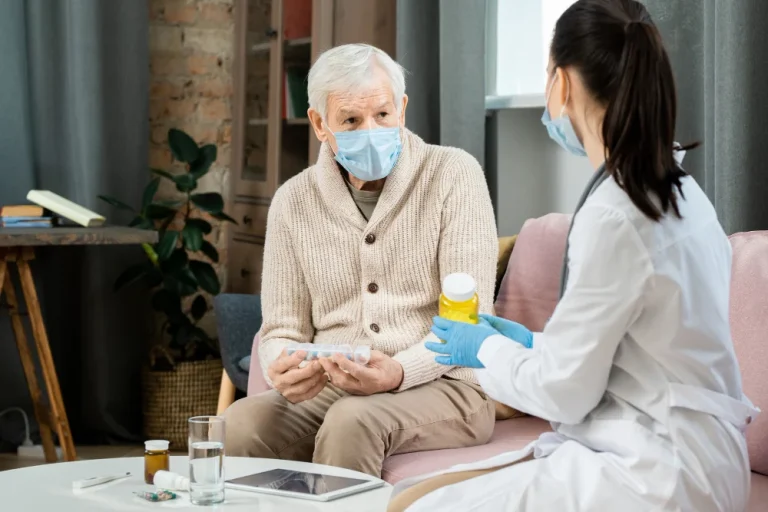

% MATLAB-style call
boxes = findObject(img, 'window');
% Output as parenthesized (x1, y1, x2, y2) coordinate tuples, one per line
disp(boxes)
(486, 0, 576, 107)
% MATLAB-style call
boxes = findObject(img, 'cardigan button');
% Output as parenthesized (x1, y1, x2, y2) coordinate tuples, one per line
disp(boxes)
(370, 323, 380, 333)
(365, 233, 376, 244)
(746, 415, 753, 425)
(368, 283, 379, 293)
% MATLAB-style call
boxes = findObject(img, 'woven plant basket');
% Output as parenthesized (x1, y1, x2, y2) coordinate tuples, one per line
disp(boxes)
(142, 359, 222, 450)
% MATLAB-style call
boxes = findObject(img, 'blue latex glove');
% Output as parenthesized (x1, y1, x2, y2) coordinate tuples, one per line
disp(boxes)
(479, 314, 534, 349)
(425, 317, 500, 368)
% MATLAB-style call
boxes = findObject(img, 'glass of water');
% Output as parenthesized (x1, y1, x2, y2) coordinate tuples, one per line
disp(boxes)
(189, 416, 225, 505)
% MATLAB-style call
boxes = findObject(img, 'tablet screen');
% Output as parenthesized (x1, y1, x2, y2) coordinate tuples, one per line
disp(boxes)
(227, 469, 371, 496)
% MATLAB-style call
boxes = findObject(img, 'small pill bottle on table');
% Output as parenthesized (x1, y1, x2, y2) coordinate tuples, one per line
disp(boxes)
(439, 273, 479, 325)
(144, 440, 170, 484)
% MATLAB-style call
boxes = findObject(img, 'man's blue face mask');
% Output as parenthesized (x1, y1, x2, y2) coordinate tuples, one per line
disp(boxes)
(541, 72, 587, 157)
(333, 126, 402, 182)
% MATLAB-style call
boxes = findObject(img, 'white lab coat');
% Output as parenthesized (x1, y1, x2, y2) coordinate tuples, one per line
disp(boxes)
(395, 176, 759, 512)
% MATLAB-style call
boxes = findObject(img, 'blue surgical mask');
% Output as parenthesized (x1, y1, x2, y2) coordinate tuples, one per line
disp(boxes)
(541, 74, 587, 157)
(333, 127, 402, 181)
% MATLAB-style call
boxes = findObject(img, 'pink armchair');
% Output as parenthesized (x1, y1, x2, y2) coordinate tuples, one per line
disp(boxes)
(246, 218, 768, 508)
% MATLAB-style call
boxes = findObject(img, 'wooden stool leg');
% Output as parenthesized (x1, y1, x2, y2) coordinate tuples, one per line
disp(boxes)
(2, 269, 58, 462)
(16, 250, 77, 461)
(217, 370, 237, 415)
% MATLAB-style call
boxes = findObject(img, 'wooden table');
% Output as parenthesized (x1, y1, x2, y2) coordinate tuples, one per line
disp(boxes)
(0, 226, 158, 462)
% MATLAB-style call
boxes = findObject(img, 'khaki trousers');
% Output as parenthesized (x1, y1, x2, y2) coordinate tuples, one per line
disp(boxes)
(223, 378, 495, 477)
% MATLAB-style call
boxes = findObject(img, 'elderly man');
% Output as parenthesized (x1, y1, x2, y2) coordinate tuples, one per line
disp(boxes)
(224, 43, 498, 477)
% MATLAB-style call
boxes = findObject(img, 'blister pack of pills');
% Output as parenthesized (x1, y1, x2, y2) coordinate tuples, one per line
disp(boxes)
(285, 344, 371, 365)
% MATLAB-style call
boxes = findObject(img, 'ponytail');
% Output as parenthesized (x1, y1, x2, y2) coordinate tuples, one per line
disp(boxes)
(602, 21, 692, 220)
(551, 0, 699, 222)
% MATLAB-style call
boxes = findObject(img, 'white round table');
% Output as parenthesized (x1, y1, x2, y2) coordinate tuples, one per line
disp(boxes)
(0, 456, 392, 511)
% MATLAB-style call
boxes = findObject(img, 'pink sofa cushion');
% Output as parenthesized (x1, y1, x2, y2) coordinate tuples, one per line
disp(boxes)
(247, 334, 270, 396)
(729, 231, 768, 475)
(381, 417, 550, 484)
(494, 213, 571, 331)
(749, 474, 768, 511)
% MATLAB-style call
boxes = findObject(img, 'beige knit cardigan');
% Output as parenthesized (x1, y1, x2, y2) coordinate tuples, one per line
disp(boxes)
(258, 129, 498, 391)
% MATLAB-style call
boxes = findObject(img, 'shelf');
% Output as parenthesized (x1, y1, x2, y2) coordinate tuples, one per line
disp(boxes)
(248, 118, 310, 126)
(485, 93, 546, 110)
(250, 37, 312, 54)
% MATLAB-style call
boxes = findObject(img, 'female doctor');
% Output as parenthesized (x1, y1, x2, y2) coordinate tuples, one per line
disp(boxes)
(389, 1, 758, 511)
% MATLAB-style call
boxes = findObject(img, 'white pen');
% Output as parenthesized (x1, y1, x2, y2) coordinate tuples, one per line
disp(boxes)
(72, 472, 131, 490)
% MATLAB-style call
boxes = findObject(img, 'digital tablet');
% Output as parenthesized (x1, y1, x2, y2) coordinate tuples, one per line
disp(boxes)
(225, 468, 385, 502)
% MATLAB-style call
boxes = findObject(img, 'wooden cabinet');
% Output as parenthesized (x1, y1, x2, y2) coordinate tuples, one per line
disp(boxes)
(228, 0, 396, 294)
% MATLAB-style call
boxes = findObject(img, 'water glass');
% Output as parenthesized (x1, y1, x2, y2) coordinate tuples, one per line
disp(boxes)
(189, 416, 226, 505)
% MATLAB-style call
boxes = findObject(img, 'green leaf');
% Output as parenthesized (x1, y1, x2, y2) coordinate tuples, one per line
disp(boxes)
(168, 128, 199, 163)
(142, 178, 160, 211)
(189, 144, 217, 179)
(187, 218, 212, 234)
(98, 195, 135, 212)
(114, 263, 150, 291)
(212, 211, 238, 224)
(142, 243, 160, 266)
(190, 193, 224, 214)
(200, 240, 219, 263)
(175, 268, 199, 296)
(162, 248, 188, 274)
(145, 267, 164, 288)
(174, 173, 198, 193)
(164, 272, 197, 298)
(129, 216, 153, 230)
(145, 204, 177, 220)
(151, 289, 181, 315)
(182, 223, 204, 252)
(151, 168, 175, 181)
(189, 260, 220, 295)
(191, 295, 207, 321)
(155, 199, 184, 209)
(156, 230, 179, 260)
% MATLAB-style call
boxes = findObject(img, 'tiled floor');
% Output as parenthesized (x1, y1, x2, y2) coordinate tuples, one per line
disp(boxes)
(0, 445, 145, 472)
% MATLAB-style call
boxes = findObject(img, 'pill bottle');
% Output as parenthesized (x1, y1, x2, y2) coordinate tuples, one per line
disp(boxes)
(153, 470, 190, 491)
(439, 273, 479, 325)
(144, 440, 170, 484)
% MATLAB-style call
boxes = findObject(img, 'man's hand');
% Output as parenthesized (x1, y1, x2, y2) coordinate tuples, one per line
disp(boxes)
(317, 350, 404, 395)
(268, 350, 328, 404)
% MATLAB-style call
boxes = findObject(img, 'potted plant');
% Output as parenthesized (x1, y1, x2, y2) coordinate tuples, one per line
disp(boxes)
(99, 128, 236, 448)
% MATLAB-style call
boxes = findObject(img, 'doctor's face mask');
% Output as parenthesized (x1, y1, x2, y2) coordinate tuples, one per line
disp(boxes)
(541, 71, 587, 157)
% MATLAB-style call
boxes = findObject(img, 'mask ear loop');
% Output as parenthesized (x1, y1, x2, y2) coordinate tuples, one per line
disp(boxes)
(559, 74, 570, 119)
(545, 70, 570, 119)
(545, 72, 556, 107)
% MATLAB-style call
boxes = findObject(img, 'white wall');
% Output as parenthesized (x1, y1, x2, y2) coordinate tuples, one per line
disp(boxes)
(493, 108, 595, 236)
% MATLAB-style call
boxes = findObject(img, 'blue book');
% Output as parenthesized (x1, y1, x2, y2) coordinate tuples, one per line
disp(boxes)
(0, 216, 52, 223)
(0, 217, 53, 228)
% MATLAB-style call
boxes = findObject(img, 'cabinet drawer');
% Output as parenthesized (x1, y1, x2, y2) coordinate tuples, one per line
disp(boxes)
(228, 238, 264, 294)
(231, 203, 269, 239)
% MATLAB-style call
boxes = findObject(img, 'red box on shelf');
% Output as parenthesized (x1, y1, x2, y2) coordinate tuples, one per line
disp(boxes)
(284, 0, 312, 40)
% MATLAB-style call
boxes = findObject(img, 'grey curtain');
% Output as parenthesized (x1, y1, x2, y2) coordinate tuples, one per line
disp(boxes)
(396, 0, 487, 167)
(646, 0, 768, 233)
(0, 0, 149, 446)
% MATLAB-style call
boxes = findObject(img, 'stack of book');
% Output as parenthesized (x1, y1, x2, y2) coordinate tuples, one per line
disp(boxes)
(0, 205, 52, 228)
(282, 66, 310, 120)
(0, 191, 106, 229)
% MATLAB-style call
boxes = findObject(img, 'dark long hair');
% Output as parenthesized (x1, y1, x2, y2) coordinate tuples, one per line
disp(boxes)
(551, 0, 697, 221)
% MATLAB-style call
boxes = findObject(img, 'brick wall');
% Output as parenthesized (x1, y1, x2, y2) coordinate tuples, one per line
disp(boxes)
(148, 0, 235, 331)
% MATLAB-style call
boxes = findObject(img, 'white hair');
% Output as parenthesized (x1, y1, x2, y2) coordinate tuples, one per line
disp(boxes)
(308, 44, 406, 119)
